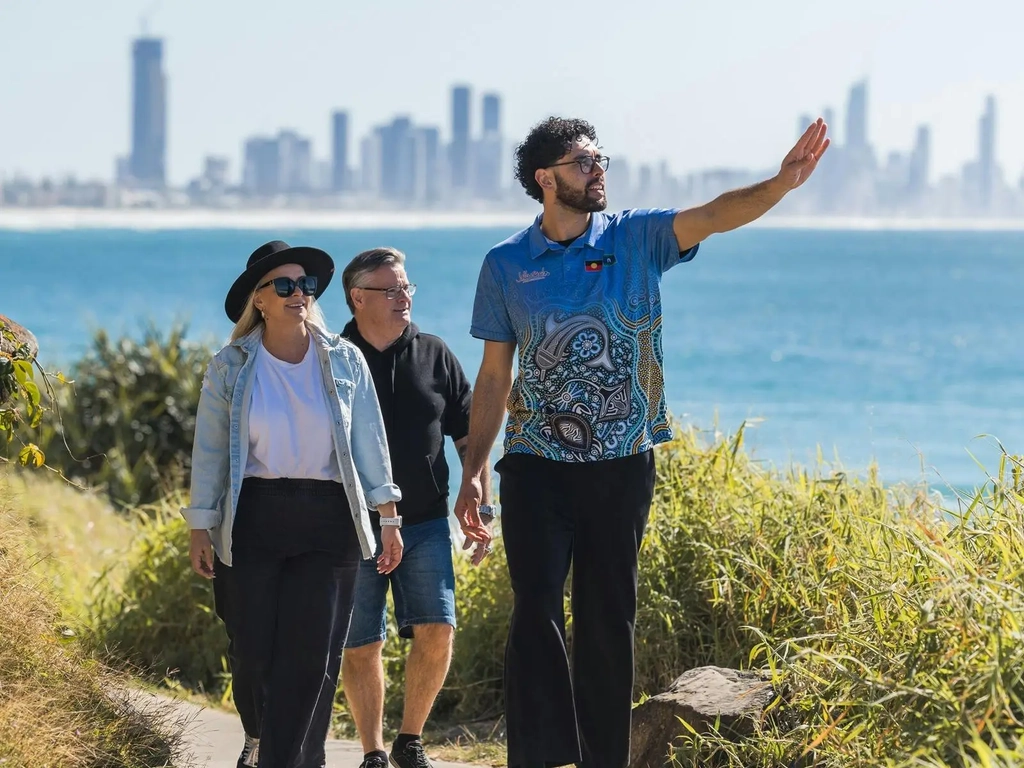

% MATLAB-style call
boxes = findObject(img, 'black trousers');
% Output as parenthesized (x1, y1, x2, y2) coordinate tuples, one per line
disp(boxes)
(212, 477, 361, 768)
(497, 451, 655, 768)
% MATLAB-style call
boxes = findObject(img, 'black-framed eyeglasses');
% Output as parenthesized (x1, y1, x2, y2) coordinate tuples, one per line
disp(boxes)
(546, 155, 610, 174)
(256, 275, 318, 297)
(360, 283, 417, 300)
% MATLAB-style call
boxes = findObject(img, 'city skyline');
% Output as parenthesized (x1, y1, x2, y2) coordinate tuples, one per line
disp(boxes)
(2, 39, 1018, 219)
(2, 0, 1024, 186)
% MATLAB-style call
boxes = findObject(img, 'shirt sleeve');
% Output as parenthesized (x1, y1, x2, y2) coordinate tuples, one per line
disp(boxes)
(181, 358, 230, 529)
(470, 255, 516, 342)
(347, 348, 403, 508)
(442, 344, 472, 441)
(642, 207, 700, 276)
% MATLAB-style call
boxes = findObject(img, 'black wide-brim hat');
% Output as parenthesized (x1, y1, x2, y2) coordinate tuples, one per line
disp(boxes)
(224, 240, 335, 323)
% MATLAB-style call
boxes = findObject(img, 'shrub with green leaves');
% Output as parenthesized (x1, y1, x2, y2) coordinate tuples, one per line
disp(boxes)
(1, 317, 49, 468)
(637, 427, 1024, 767)
(90, 495, 229, 693)
(39, 324, 213, 506)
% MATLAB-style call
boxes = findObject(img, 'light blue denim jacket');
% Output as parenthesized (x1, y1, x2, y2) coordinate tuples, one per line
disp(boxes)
(180, 323, 401, 565)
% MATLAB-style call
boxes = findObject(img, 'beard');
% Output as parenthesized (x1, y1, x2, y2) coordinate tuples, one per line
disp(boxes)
(554, 178, 608, 213)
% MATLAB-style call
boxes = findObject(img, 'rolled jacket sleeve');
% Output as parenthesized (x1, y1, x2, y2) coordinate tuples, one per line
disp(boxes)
(348, 348, 402, 508)
(181, 359, 230, 529)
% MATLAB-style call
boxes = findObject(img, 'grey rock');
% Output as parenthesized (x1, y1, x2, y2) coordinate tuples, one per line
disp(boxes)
(0, 314, 38, 359)
(629, 666, 784, 768)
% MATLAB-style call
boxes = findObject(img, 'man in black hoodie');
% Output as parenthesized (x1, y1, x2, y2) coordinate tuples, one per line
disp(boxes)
(339, 247, 493, 768)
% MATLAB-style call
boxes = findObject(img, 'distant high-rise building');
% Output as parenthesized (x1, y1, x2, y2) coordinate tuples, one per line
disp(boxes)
(908, 125, 931, 196)
(798, 114, 813, 139)
(331, 111, 350, 193)
(978, 95, 996, 210)
(846, 81, 868, 150)
(412, 127, 442, 204)
(823, 108, 836, 141)
(360, 132, 383, 196)
(376, 117, 415, 200)
(475, 93, 503, 199)
(482, 93, 501, 134)
(277, 131, 312, 194)
(202, 156, 229, 188)
(129, 38, 166, 188)
(450, 85, 471, 191)
(243, 137, 280, 196)
(241, 130, 312, 196)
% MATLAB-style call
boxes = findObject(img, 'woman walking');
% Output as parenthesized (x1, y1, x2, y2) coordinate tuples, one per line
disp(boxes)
(182, 240, 404, 768)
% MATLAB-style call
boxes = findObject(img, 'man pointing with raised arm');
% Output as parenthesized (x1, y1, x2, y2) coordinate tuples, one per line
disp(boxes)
(454, 116, 829, 768)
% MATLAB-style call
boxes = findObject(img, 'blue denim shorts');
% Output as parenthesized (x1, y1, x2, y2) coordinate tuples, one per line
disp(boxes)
(344, 516, 456, 648)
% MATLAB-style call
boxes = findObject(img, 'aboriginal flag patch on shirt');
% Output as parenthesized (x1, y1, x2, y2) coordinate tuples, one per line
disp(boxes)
(584, 255, 616, 272)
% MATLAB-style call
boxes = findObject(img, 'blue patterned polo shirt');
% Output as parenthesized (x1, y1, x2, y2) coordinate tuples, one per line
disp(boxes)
(470, 208, 699, 463)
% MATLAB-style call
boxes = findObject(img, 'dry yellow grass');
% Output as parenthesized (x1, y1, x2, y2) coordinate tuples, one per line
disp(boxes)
(0, 476, 180, 767)
(0, 470, 136, 621)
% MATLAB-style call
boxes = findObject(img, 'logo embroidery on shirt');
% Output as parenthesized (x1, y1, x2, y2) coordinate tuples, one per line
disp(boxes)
(517, 268, 551, 284)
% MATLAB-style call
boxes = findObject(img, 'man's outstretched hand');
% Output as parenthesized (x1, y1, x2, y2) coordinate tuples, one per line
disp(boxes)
(776, 118, 830, 191)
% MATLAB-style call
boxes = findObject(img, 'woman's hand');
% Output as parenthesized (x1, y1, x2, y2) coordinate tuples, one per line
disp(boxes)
(190, 529, 216, 579)
(377, 525, 404, 574)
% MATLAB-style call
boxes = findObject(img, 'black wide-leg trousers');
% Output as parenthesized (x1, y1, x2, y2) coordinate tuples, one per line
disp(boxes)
(497, 450, 655, 768)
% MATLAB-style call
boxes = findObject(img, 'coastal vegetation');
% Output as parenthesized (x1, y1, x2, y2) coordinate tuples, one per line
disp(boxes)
(4, 323, 1024, 767)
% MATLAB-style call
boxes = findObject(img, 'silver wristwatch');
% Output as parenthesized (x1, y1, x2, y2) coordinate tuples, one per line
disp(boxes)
(379, 515, 403, 528)
(478, 504, 497, 523)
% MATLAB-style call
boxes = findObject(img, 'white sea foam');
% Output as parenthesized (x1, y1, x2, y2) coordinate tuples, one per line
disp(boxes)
(2, 207, 1024, 232)
(0, 208, 536, 231)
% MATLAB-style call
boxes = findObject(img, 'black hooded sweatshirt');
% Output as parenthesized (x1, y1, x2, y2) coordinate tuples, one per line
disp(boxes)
(342, 320, 472, 527)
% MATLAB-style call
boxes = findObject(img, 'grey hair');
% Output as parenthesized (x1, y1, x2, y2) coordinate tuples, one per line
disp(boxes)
(342, 246, 407, 314)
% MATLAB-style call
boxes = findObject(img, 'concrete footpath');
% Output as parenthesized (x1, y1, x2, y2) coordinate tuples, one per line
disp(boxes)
(161, 694, 477, 768)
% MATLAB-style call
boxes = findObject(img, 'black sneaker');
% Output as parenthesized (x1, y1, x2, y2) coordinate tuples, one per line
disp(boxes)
(359, 755, 389, 768)
(389, 740, 433, 768)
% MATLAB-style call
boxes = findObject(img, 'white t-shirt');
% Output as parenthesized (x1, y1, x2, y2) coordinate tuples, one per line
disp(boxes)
(245, 339, 341, 481)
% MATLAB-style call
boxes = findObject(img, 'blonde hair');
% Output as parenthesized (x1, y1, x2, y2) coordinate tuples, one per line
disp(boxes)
(230, 290, 329, 342)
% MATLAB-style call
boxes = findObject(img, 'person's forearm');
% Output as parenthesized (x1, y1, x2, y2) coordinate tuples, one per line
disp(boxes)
(457, 443, 494, 504)
(377, 501, 397, 518)
(480, 461, 493, 504)
(704, 175, 788, 234)
(463, 369, 512, 480)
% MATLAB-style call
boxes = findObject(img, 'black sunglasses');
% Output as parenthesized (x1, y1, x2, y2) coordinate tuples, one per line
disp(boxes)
(256, 275, 318, 297)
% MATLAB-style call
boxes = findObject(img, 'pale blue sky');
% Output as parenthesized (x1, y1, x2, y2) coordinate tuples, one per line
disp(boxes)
(3, 0, 1023, 187)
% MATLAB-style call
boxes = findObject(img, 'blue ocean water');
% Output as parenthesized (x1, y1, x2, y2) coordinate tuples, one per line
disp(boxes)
(2, 226, 1022, 490)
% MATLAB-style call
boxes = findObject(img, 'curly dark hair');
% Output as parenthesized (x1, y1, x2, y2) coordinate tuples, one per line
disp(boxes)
(514, 117, 599, 203)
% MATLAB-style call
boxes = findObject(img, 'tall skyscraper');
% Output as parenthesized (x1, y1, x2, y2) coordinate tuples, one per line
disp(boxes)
(483, 93, 501, 134)
(908, 125, 931, 196)
(978, 95, 996, 210)
(277, 131, 312, 194)
(241, 131, 312, 195)
(823, 108, 836, 140)
(846, 80, 868, 150)
(798, 114, 813, 140)
(450, 85, 471, 191)
(412, 127, 442, 205)
(376, 117, 415, 200)
(243, 137, 280, 196)
(475, 92, 503, 199)
(129, 38, 166, 188)
(331, 111, 350, 193)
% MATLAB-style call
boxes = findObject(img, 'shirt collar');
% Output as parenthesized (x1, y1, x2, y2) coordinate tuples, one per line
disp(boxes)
(527, 212, 611, 259)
